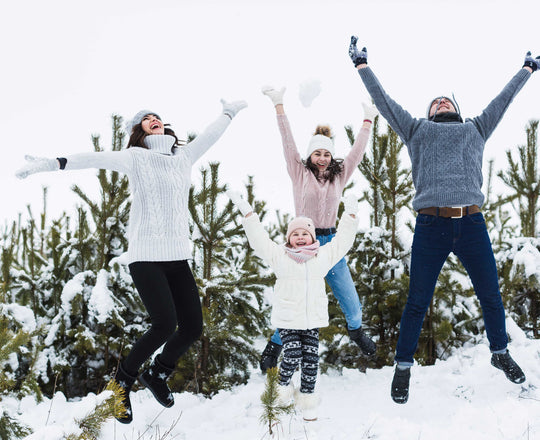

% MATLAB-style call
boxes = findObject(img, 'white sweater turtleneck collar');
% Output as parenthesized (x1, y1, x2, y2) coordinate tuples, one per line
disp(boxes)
(144, 134, 176, 155)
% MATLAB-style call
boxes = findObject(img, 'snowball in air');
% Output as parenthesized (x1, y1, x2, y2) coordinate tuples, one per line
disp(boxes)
(299, 79, 322, 108)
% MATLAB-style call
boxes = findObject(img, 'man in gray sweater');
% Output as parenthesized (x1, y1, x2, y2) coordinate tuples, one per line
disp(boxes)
(349, 36, 539, 404)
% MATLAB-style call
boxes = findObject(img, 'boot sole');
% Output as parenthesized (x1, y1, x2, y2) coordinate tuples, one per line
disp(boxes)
(391, 394, 409, 404)
(139, 374, 175, 408)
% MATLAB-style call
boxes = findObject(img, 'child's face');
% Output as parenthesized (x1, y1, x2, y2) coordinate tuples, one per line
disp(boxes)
(288, 228, 314, 248)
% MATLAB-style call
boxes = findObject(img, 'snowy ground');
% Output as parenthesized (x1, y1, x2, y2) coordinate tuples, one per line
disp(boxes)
(9, 318, 540, 440)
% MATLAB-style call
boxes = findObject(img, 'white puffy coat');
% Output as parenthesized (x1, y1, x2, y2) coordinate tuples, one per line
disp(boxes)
(242, 212, 358, 330)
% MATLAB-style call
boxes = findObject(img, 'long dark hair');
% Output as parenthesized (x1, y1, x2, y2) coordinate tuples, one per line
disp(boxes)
(127, 122, 185, 150)
(301, 125, 344, 183)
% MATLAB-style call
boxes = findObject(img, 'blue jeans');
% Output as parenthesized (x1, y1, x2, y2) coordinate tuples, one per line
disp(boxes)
(270, 233, 363, 345)
(395, 212, 508, 365)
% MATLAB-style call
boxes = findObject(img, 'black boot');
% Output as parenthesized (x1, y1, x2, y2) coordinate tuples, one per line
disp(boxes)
(259, 340, 282, 373)
(113, 363, 138, 424)
(391, 366, 410, 404)
(491, 350, 526, 384)
(348, 327, 376, 356)
(139, 355, 175, 407)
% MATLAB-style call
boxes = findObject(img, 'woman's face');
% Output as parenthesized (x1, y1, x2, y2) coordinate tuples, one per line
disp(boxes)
(141, 114, 164, 135)
(288, 228, 314, 248)
(310, 149, 332, 172)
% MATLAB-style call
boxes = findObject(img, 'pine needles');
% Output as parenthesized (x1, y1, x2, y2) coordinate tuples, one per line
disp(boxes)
(64, 380, 126, 440)
(259, 367, 294, 437)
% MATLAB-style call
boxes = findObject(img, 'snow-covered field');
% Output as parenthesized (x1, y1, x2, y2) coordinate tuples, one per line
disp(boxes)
(9, 317, 540, 440)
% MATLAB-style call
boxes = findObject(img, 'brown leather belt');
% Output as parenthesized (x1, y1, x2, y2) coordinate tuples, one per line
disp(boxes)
(417, 205, 480, 218)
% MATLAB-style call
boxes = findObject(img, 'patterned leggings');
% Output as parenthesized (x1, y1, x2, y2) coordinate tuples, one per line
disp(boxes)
(278, 328, 319, 393)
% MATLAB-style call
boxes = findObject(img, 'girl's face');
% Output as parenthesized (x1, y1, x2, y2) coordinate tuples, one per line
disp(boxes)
(141, 114, 164, 135)
(288, 228, 314, 248)
(310, 149, 332, 172)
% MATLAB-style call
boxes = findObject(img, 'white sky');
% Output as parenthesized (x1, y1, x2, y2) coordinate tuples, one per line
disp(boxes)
(1, 0, 539, 229)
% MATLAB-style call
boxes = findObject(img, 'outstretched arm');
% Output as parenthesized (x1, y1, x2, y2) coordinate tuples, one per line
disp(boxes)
(472, 52, 536, 140)
(184, 99, 247, 163)
(16, 150, 133, 179)
(348, 36, 420, 143)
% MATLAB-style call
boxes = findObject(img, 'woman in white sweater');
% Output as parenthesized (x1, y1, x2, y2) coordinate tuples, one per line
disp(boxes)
(16, 99, 247, 424)
(227, 190, 359, 421)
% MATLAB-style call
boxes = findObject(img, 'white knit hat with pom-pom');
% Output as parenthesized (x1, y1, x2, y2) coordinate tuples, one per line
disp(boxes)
(305, 134, 334, 158)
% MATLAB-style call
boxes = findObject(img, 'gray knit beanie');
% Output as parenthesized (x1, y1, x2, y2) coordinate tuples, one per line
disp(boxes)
(125, 110, 161, 135)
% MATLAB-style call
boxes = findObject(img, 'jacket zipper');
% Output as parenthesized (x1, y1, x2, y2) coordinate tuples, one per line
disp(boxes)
(305, 264, 309, 327)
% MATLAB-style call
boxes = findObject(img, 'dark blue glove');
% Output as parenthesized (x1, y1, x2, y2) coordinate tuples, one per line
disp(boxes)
(523, 51, 540, 72)
(348, 36, 367, 67)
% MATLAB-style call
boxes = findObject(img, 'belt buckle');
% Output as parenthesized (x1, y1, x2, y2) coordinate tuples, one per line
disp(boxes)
(451, 206, 464, 218)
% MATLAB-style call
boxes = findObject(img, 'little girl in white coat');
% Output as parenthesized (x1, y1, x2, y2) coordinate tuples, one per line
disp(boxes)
(227, 191, 359, 421)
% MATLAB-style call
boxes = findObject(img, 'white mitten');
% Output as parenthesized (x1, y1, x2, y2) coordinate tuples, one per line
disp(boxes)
(15, 155, 59, 179)
(342, 193, 359, 215)
(221, 99, 248, 119)
(226, 190, 253, 216)
(362, 102, 379, 122)
(261, 86, 286, 106)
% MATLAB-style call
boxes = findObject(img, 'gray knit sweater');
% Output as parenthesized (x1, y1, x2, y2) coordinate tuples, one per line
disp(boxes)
(63, 114, 231, 263)
(358, 67, 531, 211)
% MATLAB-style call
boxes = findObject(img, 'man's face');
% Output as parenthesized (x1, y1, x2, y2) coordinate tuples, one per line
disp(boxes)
(429, 97, 456, 117)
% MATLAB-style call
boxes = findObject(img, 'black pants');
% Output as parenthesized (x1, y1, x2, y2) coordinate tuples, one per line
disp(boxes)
(122, 260, 203, 374)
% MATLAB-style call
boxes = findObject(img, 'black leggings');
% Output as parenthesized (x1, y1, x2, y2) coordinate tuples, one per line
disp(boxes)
(122, 260, 203, 374)
(278, 328, 319, 393)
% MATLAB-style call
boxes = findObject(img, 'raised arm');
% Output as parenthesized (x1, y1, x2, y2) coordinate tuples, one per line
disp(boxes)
(261, 86, 305, 180)
(341, 103, 378, 178)
(321, 193, 360, 266)
(348, 37, 420, 143)
(227, 190, 281, 263)
(472, 52, 537, 140)
(16, 150, 133, 179)
(183, 99, 247, 164)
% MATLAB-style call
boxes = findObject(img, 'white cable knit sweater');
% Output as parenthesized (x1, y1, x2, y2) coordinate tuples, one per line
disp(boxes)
(63, 114, 231, 263)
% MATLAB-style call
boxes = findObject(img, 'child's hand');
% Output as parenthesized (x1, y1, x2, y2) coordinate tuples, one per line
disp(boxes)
(342, 193, 359, 216)
(226, 190, 253, 216)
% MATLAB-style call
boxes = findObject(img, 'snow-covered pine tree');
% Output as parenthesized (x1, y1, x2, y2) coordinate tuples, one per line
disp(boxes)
(177, 163, 272, 396)
(3, 191, 58, 399)
(483, 159, 517, 249)
(496, 120, 540, 337)
(338, 120, 412, 368)
(259, 367, 294, 437)
(0, 315, 33, 440)
(36, 115, 139, 398)
(498, 120, 539, 238)
(0, 275, 37, 439)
